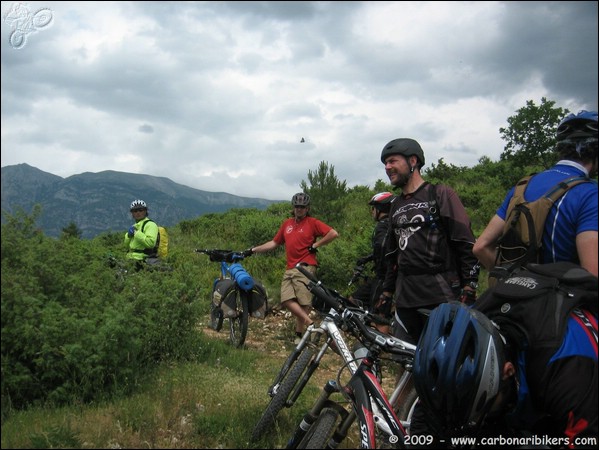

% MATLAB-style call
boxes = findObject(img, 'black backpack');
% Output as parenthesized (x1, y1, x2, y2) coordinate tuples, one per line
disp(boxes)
(476, 262, 597, 349)
(489, 174, 590, 284)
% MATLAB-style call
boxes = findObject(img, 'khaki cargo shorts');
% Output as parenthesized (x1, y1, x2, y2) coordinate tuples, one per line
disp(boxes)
(281, 265, 317, 307)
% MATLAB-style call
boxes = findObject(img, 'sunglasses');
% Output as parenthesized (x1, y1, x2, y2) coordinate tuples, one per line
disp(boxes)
(294, 205, 307, 209)
(130, 208, 146, 212)
(557, 122, 598, 136)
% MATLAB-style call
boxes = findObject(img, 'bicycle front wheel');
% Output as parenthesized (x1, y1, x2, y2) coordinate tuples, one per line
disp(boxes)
(395, 390, 418, 434)
(299, 407, 341, 449)
(228, 290, 249, 348)
(250, 345, 316, 442)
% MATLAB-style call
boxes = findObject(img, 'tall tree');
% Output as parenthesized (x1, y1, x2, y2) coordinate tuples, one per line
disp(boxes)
(61, 221, 82, 239)
(499, 97, 568, 169)
(300, 161, 347, 225)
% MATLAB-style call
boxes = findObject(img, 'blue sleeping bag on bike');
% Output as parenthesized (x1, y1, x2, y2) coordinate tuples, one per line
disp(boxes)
(230, 263, 255, 291)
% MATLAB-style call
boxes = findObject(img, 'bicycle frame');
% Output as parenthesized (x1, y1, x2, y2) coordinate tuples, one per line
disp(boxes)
(269, 308, 359, 403)
(288, 263, 417, 449)
(345, 346, 409, 448)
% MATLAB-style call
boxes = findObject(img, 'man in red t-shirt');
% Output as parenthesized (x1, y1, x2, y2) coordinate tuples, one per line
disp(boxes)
(248, 192, 339, 342)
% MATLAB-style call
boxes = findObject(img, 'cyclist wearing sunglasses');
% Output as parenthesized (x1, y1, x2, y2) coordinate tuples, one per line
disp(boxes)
(474, 110, 598, 277)
(247, 192, 339, 343)
(124, 199, 159, 268)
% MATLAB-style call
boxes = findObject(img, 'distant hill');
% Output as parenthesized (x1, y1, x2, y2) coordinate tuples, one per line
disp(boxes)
(1, 163, 283, 238)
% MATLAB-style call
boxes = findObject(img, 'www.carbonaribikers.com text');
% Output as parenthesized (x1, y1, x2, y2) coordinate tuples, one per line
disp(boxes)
(447, 435, 597, 447)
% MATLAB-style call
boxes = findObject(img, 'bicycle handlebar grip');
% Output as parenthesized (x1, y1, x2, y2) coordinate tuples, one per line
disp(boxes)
(230, 263, 255, 291)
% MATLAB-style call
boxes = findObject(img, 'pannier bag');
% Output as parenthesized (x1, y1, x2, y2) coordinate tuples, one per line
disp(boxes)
(212, 278, 269, 319)
(249, 282, 269, 319)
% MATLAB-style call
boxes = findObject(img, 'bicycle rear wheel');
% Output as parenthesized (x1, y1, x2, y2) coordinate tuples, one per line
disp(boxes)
(228, 290, 249, 348)
(250, 345, 316, 442)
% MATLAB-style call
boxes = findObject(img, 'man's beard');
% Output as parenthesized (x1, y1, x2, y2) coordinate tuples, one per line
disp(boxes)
(392, 172, 410, 189)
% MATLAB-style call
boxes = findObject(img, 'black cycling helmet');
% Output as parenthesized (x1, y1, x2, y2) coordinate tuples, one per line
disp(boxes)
(291, 192, 311, 207)
(380, 138, 425, 167)
(368, 192, 393, 213)
(130, 199, 147, 211)
(413, 302, 506, 432)
(556, 110, 598, 141)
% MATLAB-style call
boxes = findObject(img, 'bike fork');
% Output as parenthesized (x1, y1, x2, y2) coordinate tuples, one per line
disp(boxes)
(287, 338, 331, 406)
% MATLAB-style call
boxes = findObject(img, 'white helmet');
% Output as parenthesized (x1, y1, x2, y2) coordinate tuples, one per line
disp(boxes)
(130, 199, 147, 211)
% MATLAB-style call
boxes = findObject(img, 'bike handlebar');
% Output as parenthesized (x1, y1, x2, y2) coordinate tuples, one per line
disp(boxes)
(294, 263, 415, 357)
(348, 264, 367, 287)
(195, 248, 245, 263)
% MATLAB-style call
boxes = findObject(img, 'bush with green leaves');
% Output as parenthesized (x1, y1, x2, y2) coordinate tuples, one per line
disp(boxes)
(1, 209, 202, 414)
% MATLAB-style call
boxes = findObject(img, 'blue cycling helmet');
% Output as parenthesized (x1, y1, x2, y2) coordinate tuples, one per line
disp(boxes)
(557, 110, 598, 141)
(413, 302, 506, 431)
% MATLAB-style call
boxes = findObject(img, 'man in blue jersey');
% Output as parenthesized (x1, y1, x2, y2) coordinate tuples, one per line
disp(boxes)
(474, 110, 598, 277)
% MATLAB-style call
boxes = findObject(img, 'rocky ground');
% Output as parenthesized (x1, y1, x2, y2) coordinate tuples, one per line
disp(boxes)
(202, 304, 402, 391)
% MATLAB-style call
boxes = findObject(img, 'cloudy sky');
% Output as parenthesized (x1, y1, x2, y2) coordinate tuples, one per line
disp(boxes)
(1, 1, 597, 201)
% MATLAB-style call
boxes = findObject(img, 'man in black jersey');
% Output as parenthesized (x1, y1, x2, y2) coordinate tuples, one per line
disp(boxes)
(379, 138, 480, 344)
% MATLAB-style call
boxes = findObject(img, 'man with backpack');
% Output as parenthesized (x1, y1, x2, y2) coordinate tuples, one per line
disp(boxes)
(412, 262, 598, 448)
(473, 110, 598, 277)
(379, 138, 480, 345)
(125, 199, 160, 269)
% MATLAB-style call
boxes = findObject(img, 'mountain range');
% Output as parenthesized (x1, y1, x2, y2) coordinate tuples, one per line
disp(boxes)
(1, 163, 282, 238)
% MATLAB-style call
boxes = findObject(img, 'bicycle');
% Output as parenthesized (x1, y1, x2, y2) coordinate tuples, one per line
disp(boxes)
(250, 264, 417, 444)
(195, 249, 267, 348)
(288, 263, 418, 449)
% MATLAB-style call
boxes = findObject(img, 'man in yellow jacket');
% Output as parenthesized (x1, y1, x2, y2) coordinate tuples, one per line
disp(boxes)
(124, 199, 159, 268)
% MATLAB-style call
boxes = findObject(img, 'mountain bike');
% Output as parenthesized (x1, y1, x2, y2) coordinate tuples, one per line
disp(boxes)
(288, 263, 418, 449)
(250, 264, 416, 444)
(195, 249, 267, 348)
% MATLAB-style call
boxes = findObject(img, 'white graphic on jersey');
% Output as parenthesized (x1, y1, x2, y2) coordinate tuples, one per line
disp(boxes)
(396, 214, 425, 250)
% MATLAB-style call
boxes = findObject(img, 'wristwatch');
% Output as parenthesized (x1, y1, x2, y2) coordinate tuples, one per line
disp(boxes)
(465, 281, 479, 290)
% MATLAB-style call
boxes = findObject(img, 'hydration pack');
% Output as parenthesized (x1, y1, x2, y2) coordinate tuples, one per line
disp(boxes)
(490, 174, 589, 284)
(141, 220, 169, 259)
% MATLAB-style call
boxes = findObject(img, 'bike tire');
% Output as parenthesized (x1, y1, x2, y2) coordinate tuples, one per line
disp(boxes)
(250, 345, 316, 442)
(210, 301, 224, 331)
(229, 291, 249, 348)
(299, 407, 340, 449)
